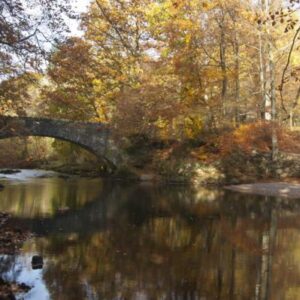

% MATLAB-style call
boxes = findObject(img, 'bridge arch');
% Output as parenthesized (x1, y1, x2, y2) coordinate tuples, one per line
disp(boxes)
(0, 116, 120, 168)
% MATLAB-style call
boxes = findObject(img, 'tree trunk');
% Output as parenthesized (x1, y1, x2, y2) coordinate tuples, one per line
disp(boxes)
(258, 21, 267, 120)
(265, 0, 278, 161)
(269, 51, 278, 161)
(234, 25, 240, 125)
(219, 20, 228, 119)
(261, 0, 278, 161)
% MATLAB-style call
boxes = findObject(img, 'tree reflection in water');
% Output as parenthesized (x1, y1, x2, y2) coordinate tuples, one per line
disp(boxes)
(1, 180, 300, 300)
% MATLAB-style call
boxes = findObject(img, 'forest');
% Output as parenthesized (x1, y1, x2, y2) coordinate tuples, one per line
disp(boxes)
(3, 1, 300, 300)
(1, 0, 300, 184)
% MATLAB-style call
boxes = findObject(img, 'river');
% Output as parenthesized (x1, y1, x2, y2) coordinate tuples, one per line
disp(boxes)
(0, 170, 300, 300)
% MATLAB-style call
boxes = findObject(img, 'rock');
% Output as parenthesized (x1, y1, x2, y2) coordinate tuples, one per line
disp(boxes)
(57, 207, 70, 214)
(229, 178, 240, 185)
(0, 277, 31, 299)
(31, 255, 43, 269)
(19, 283, 31, 292)
(0, 169, 20, 175)
(140, 174, 155, 181)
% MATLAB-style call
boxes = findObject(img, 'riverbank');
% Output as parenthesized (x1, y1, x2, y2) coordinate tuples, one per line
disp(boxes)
(0, 212, 31, 299)
(121, 151, 300, 186)
(1, 149, 300, 187)
(226, 180, 300, 199)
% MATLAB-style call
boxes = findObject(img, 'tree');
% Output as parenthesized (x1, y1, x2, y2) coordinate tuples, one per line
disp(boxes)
(82, 0, 153, 122)
(0, 73, 41, 116)
(38, 0, 300, 142)
(44, 38, 104, 121)
(0, 0, 75, 77)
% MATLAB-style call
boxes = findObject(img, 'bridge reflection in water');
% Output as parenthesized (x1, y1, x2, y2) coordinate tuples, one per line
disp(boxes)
(0, 176, 300, 300)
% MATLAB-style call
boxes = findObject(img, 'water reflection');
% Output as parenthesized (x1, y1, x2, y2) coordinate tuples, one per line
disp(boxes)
(1, 177, 300, 299)
(0, 175, 103, 217)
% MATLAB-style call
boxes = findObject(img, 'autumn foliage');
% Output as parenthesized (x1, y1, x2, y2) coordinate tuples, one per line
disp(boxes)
(2, 0, 300, 173)
(218, 122, 300, 157)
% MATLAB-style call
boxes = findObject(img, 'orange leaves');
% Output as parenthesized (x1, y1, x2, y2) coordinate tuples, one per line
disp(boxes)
(219, 122, 275, 155)
(48, 38, 92, 83)
(218, 122, 300, 157)
(233, 122, 273, 152)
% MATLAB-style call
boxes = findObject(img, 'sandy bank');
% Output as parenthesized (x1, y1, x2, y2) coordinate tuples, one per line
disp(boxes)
(225, 182, 300, 199)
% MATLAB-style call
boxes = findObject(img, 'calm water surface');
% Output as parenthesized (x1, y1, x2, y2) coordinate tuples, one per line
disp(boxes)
(0, 170, 300, 300)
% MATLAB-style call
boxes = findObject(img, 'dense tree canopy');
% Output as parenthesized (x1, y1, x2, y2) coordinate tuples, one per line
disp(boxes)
(2, 0, 300, 161)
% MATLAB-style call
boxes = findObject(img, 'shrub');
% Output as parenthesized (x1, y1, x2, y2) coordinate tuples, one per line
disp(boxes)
(219, 122, 277, 155)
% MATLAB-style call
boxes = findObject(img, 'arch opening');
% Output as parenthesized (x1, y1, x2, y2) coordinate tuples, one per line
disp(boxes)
(0, 116, 117, 173)
(0, 136, 110, 175)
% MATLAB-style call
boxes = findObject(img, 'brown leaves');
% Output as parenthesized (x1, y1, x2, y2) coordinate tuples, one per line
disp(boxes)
(0, 212, 31, 255)
(219, 122, 275, 156)
(256, 4, 299, 34)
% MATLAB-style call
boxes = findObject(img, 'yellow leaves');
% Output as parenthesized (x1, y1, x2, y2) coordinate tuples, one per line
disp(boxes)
(176, 19, 194, 31)
(184, 116, 203, 139)
(202, 67, 224, 81)
(155, 116, 170, 140)
(202, 2, 208, 9)
(291, 51, 300, 67)
(147, 2, 171, 22)
(0, 99, 16, 115)
(147, 1, 173, 36)
(155, 116, 169, 129)
(92, 79, 104, 93)
(191, 147, 208, 161)
(201, 1, 217, 11)
(240, 9, 256, 23)
(161, 47, 170, 58)
(148, 0, 203, 37)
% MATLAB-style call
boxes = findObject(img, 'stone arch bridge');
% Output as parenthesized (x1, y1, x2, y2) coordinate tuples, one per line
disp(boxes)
(0, 116, 121, 167)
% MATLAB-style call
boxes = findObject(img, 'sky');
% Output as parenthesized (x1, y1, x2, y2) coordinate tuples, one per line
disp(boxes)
(67, 0, 92, 36)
